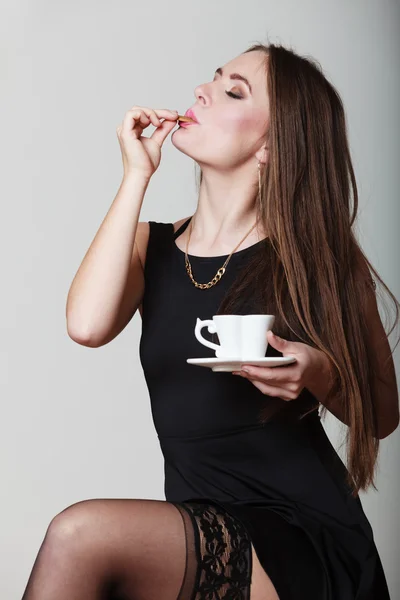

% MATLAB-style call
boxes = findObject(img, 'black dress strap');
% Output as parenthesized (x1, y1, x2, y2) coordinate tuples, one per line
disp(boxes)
(146, 221, 172, 250)
(144, 221, 176, 281)
(173, 216, 192, 240)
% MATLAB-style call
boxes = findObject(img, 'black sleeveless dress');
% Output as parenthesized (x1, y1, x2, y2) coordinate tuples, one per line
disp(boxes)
(139, 217, 391, 600)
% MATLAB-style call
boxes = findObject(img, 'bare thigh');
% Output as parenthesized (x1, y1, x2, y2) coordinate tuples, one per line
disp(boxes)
(250, 543, 280, 600)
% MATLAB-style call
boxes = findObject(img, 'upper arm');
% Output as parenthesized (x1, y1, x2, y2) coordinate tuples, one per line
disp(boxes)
(134, 221, 149, 320)
(119, 220, 149, 325)
(97, 221, 149, 345)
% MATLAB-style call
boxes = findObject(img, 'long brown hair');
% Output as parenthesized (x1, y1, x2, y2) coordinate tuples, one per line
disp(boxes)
(195, 42, 399, 497)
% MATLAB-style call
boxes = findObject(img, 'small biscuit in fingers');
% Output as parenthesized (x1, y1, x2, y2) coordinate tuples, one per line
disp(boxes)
(177, 115, 196, 122)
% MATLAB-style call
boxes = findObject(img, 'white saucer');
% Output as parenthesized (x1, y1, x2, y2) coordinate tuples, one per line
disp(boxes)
(186, 356, 296, 372)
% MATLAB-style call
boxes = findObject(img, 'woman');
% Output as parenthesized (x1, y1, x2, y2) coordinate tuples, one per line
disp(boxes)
(22, 43, 399, 600)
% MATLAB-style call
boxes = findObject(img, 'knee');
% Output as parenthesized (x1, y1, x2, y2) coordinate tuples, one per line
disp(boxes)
(46, 500, 94, 547)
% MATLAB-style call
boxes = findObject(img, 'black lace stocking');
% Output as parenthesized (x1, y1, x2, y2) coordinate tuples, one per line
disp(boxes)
(172, 501, 252, 600)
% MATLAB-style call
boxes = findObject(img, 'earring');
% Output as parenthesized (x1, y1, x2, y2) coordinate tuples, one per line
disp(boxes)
(258, 161, 262, 206)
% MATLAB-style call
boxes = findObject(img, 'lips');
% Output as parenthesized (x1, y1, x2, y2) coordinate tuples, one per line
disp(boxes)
(184, 108, 199, 123)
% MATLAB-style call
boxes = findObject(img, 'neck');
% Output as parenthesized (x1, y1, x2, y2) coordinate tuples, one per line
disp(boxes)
(190, 164, 265, 247)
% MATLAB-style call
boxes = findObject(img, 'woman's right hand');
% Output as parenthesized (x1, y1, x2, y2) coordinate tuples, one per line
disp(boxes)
(116, 106, 179, 180)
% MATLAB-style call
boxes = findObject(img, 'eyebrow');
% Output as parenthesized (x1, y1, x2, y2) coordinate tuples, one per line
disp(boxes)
(214, 67, 252, 94)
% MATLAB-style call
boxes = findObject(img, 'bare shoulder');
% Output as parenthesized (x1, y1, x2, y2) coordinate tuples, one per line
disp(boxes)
(135, 217, 190, 271)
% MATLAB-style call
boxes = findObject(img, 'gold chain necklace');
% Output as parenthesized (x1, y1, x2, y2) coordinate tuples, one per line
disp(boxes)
(184, 217, 260, 289)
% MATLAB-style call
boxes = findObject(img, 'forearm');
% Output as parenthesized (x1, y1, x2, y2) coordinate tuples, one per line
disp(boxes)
(306, 344, 399, 437)
(66, 174, 150, 340)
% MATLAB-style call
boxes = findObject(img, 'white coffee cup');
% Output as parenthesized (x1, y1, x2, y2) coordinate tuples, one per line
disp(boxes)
(194, 314, 275, 359)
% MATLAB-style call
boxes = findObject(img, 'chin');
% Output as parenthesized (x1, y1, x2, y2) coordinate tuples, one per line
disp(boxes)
(171, 130, 197, 158)
(170, 131, 218, 166)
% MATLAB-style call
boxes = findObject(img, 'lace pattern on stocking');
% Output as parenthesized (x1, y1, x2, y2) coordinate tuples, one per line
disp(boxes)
(172, 501, 252, 600)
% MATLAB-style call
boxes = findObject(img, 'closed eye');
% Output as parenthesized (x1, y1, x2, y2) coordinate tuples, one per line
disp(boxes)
(225, 91, 243, 100)
(212, 74, 244, 100)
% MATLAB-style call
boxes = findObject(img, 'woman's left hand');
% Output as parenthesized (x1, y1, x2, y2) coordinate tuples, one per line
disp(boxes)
(232, 330, 327, 402)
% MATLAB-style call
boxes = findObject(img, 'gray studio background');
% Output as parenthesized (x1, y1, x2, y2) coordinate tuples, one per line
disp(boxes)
(1, 0, 399, 597)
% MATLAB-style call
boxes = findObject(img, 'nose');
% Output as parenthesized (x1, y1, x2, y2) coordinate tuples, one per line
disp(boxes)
(194, 81, 211, 104)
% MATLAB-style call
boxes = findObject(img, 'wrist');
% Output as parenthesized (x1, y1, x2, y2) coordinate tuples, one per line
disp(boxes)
(122, 171, 152, 186)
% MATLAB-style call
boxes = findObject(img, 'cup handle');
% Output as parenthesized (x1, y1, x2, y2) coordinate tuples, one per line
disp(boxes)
(194, 318, 221, 353)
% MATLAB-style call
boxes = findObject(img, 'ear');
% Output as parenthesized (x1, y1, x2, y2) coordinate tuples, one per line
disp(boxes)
(255, 144, 268, 165)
